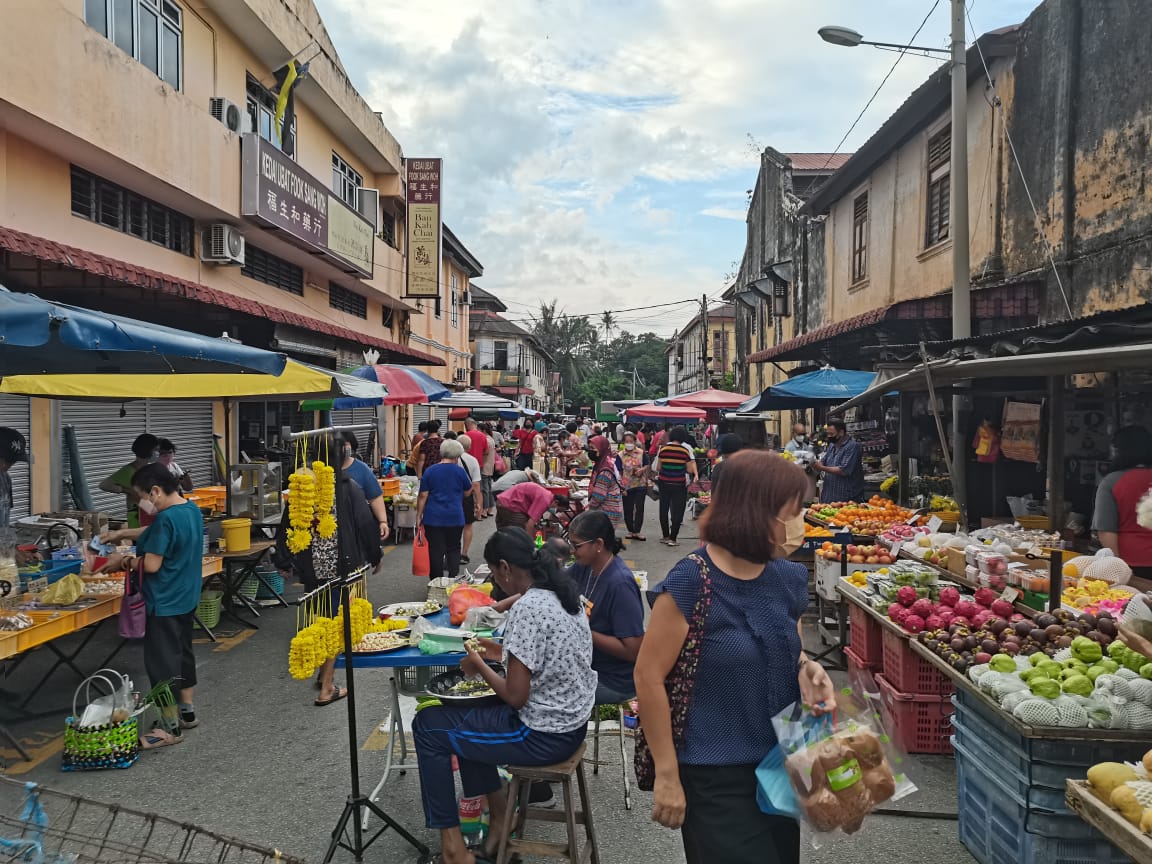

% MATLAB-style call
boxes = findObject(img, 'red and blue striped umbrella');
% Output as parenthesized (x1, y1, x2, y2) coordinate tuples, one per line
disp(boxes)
(300, 364, 450, 410)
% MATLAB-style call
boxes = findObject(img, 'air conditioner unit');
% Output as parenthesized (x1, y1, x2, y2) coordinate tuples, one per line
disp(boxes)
(200, 224, 245, 265)
(357, 188, 379, 231)
(209, 97, 252, 134)
(459, 289, 471, 305)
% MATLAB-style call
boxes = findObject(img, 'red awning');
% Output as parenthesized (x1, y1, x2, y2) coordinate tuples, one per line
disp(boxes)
(448, 407, 472, 420)
(491, 386, 531, 396)
(0, 225, 445, 366)
(747, 307, 891, 364)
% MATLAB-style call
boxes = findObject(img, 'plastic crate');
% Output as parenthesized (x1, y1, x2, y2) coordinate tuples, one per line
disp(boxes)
(16, 610, 78, 652)
(880, 628, 954, 696)
(0, 630, 16, 660)
(954, 739, 1130, 864)
(875, 673, 954, 754)
(845, 645, 880, 678)
(953, 688, 1149, 766)
(847, 603, 884, 666)
(395, 665, 455, 697)
(254, 570, 284, 600)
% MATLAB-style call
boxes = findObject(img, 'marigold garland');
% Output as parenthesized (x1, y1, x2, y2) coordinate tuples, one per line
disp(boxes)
(287, 468, 316, 553)
(287, 598, 380, 679)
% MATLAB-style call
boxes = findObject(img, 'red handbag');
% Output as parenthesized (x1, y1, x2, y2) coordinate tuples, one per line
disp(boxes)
(411, 527, 430, 578)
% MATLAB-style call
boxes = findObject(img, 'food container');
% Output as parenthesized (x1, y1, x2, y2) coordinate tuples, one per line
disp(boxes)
(975, 551, 1008, 576)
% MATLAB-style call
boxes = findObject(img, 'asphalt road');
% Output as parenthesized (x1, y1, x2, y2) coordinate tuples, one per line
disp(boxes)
(0, 503, 974, 864)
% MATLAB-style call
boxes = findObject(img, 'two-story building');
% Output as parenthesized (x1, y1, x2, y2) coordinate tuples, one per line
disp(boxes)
(0, 0, 476, 514)
(665, 303, 736, 395)
(469, 286, 553, 413)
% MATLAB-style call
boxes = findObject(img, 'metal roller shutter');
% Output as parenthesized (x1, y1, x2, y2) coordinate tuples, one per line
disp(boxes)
(61, 400, 215, 517)
(410, 405, 431, 438)
(0, 395, 31, 519)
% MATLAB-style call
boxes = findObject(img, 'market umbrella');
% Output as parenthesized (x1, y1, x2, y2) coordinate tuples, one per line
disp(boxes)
(738, 367, 877, 412)
(0, 287, 286, 376)
(0, 360, 389, 401)
(427, 390, 519, 409)
(667, 387, 751, 410)
(622, 402, 707, 423)
(299, 364, 451, 410)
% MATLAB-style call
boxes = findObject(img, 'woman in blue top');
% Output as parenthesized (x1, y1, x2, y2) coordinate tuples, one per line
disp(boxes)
(633, 450, 836, 864)
(100, 462, 204, 733)
(417, 438, 474, 580)
(565, 510, 645, 705)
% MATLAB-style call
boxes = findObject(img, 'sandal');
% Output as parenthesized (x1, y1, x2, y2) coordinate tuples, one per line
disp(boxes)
(633, 534, 647, 541)
(315, 686, 348, 707)
(140, 728, 181, 749)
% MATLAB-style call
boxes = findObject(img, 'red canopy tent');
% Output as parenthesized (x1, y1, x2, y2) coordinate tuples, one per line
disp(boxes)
(622, 402, 707, 422)
(666, 388, 750, 410)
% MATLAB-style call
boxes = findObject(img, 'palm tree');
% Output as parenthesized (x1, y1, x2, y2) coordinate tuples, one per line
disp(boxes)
(530, 301, 596, 393)
(600, 310, 616, 340)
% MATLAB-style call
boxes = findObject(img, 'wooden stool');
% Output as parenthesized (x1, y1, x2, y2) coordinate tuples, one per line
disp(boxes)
(497, 741, 600, 864)
(590, 701, 633, 810)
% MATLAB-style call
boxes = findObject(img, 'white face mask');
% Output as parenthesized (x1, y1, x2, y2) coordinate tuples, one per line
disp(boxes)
(624, 443, 636, 451)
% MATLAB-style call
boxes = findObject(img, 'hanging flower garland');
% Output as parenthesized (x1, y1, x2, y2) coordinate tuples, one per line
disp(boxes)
(286, 468, 316, 553)
(287, 597, 380, 679)
(313, 460, 337, 539)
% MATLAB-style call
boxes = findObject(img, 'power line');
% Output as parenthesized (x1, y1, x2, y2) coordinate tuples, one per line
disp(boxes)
(814, 0, 945, 178)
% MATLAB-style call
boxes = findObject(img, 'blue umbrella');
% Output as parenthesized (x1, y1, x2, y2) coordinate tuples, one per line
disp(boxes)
(738, 368, 878, 411)
(0, 287, 286, 375)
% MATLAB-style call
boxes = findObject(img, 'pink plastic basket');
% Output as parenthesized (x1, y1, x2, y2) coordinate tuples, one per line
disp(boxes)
(876, 673, 954, 755)
(881, 628, 954, 697)
(848, 603, 884, 667)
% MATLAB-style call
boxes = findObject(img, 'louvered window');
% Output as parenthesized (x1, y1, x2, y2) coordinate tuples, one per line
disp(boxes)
(925, 127, 951, 247)
(851, 192, 869, 283)
(242, 245, 303, 295)
(70, 165, 192, 255)
(329, 282, 367, 318)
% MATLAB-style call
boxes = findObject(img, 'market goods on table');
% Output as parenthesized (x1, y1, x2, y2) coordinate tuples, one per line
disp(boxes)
(807, 498, 919, 535)
(1081, 748, 1152, 839)
(815, 542, 895, 564)
(378, 600, 442, 618)
(353, 630, 410, 654)
(424, 663, 504, 703)
(0, 612, 33, 631)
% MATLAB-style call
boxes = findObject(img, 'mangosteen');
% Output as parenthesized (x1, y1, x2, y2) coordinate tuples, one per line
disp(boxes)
(950, 638, 967, 653)
(926, 639, 940, 652)
(1080, 613, 1098, 629)
(1098, 611, 1114, 621)
(1003, 633, 1022, 645)
(989, 619, 1009, 636)
(981, 639, 999, 655)
(964, 636, 978, 651)
(1014, 620, 1034, 637)
(1029, 628, 1048, 644)
(1054, 609, 1072, 621)
(1035, 613, 1057, 629)
(1097, 618, 1118, 637)
(1064, 626, 1080, 636)
(1002, 642, 1021, 655)
(952, 657, 968, 671)
(1044, 624, 1065, 641)
(1056, 635, 1072, 649)
(1088, 631, 1108, 644)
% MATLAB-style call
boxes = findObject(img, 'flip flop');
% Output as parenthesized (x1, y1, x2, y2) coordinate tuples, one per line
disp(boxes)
(140, 728, 181, 749)
(633, 534, 647, 541)
(314, 687, 348, 707)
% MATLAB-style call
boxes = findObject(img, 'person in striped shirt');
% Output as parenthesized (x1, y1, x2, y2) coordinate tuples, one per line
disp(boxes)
(654, 426, 699, 546)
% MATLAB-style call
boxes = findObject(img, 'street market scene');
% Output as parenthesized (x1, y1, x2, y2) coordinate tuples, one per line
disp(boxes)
(4, 0, 1152, 863)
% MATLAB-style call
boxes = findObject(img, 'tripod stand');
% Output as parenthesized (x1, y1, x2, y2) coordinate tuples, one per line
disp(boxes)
(288, 425, 429, 864)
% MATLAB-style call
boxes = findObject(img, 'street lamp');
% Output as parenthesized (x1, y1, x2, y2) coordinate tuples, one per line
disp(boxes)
(617, 368, 640, 399)
(819, 0, 971, 517)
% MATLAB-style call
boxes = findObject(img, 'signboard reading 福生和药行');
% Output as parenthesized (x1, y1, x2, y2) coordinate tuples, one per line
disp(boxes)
(405, 158, 441, 298)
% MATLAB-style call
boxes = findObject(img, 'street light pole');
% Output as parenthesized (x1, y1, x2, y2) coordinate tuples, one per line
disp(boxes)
(949, 0, 970, 522)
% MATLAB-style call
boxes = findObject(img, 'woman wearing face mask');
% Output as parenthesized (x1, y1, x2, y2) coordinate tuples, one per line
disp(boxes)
(633, 450, 835, 864)
(586, 435, 625, 530)
(619, 431, 651, 540)
(156, 438, 194, 492)
(99, 433, 160, 529)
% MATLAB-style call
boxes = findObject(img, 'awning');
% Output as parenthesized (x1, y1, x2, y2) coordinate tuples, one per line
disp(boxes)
(623, 403, 707, 422)
(0, 287, 286, 375)
(426, 390, 518, 409)
(0, 225, 444, 366)
(667, 388, 750, 410)
(747, 307, 890, 364)
(830, 341, 1152, 413)
(300, 364, 451, 410)
(738, 367, 878, 411)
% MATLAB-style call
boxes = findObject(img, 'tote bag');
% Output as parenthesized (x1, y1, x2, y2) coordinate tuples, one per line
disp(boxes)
(412, 526, 431, 578)
(118, 561, 147, 639)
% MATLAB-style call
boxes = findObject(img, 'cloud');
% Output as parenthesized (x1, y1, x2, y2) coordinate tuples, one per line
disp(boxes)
(314, 0, 1042, 335)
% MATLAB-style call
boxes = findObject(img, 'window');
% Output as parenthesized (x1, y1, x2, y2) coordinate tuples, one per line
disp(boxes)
(85, 0, 182, 90)
(925, 126, 951, 247)
(851, 192, 869, 283)
(242, 245, 303, 295)
(382, 306, 395, 329)
(450, 274, 459, 328)
(493, 341, 509, 371)
(71, 165, 192, 255)
(246, 75, 294, 154)
(329, 283, 367, 319)
(332, 152, 363, 208)
(379, 212, 396, 248)
(712, 330, 729, 370)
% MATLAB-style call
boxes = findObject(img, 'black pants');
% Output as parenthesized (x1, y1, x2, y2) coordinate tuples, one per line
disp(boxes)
(659, 483, 688, 540)
(514, 452, 533, 470)
(623, 488, 647, 534)
(142, 612, 197, 691)
(425, 524, 464, 579)
(679, 763, 800, 864)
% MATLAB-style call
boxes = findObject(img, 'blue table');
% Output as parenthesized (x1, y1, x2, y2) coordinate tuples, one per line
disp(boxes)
(334, 609, 471, 827)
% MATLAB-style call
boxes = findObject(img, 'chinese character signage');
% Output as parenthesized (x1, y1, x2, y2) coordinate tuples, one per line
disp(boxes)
(405, 157, 441, 298)
(241, 134, 374, 277)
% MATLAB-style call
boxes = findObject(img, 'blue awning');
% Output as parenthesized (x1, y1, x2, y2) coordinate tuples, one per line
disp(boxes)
(738, 368, 878, 411)
(0, 287, 287, 376)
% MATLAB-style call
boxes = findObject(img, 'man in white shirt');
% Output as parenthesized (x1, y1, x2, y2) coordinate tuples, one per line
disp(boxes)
(456, 434, 483, 564)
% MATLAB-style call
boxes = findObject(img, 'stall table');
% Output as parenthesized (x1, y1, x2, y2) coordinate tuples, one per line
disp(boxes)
(1066, 780, 1152, 864)
(212, 541, 281, 630)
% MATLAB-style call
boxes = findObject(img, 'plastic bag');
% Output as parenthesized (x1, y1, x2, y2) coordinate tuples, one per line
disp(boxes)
(412, 527, 430, 578)
(464, 606, 507, 632)
(449, 586, 495, 626)
(41, 572, 85, 605)
(755, 744, 800, 819)
(771, 699, 917, 847)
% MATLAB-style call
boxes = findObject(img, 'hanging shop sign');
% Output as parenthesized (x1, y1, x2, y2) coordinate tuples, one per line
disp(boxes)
(241, 134, 374, 277)
(1001, 399, 1042, 463)
(405, 157, 442, 298)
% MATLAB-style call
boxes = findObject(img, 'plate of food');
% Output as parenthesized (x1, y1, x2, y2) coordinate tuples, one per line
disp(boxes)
(377, 600, 442, 618)
(424, 662, 505, 703)
(352, 630, 411, 654)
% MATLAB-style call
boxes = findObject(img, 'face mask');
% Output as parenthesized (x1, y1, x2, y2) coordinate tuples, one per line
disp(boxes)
(778, 513, 806, 556)
(158, 453, 173, 466)
(624, 443, 636, 451)
(794, 434, 807, 443)
(139, 497, 158, 516)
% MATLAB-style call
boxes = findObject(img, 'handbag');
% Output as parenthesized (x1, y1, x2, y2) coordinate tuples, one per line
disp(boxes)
(118, 559, 147, 640)
(412, 526, 431, 578)
(634, 553, 713, 791)
(493, 452, 508, 475)
(62, 669, 139, 771)
(646, 479, 660, 501)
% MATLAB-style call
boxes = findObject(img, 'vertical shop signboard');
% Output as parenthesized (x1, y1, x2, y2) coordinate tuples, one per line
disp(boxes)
(405, 158, 442, 298)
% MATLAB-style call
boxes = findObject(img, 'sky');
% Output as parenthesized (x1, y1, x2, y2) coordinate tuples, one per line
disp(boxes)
(313, 0, 1042, 337)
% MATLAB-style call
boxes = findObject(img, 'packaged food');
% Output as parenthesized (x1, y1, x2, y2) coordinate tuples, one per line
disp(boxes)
(976, 551, 1008, 577)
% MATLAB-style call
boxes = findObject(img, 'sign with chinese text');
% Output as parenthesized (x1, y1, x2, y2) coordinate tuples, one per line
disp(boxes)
(405, 157, 441, 298)
(241, 134, 373, 277)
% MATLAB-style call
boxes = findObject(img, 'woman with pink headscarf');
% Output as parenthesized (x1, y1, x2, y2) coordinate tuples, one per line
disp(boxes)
(586, 435, 624, 530)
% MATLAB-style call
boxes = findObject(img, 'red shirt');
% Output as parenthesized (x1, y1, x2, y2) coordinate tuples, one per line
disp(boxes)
(1107, 468, 1152, 566)
(518, 430, 538, 455)
(464, 430, 489, 461)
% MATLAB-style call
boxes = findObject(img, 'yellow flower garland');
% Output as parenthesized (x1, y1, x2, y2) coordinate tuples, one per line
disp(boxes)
(286, 598, 380, 679)
(313, 461, 337, 538)
(287, 468, 316, 553)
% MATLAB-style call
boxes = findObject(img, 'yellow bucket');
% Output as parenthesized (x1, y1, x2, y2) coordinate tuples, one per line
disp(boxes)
(221, 518, 251, 553)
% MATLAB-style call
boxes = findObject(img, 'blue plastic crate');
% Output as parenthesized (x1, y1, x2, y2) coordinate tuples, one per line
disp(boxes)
(951, 721, 1066, 811)
(955, 739, 1130, 864)
(953, 687, 1147, 767)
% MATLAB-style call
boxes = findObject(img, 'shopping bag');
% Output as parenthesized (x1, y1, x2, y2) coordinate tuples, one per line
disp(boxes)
(118, 561, 146, 640)
(412, 527, 430, 578)
(494, 452, 508, 475)
(755, 744, 801, 819)
(62, 669, 139, 771)
(449, 585, 495, 626)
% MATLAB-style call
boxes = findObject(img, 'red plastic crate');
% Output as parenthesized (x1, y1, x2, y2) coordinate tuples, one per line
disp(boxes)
(881, 627, 954, 696)
(876, 673, 954, 755)
(848, 603, 884, 666)
(845, 645, 881, 679)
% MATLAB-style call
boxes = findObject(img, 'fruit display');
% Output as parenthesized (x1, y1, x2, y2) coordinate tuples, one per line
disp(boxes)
(816, 542, 895, 565)
(1063, 579, 1137, 615)
(845, 570, 871, 589)
(929, 495, 959, 512)
(805, 524, 835, 539)
(879, 524, 930, 546)
(1085, 751, 1152, 833)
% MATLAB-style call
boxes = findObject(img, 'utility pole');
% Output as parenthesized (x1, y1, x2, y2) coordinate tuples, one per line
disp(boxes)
(700, 294, 709, 391)
(950, 0, 970, 522)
